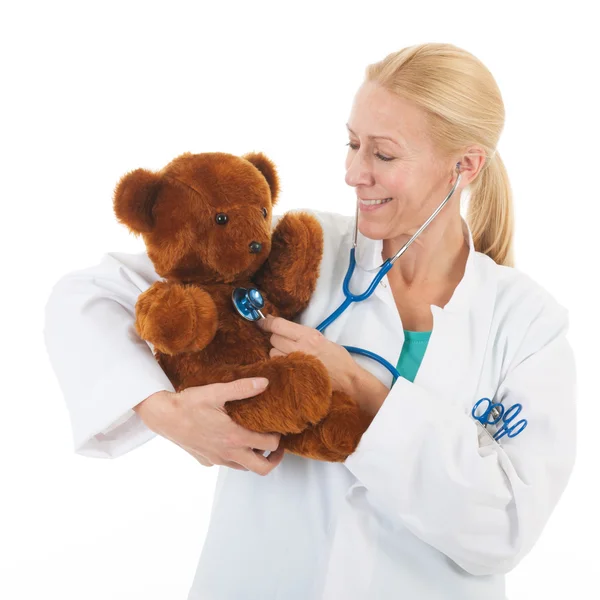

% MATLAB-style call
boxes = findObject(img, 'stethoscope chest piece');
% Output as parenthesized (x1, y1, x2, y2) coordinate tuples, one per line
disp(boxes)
(232, 287, 266, 321)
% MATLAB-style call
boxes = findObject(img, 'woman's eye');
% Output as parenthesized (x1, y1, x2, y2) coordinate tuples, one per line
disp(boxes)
(215, 213, 229, 225)
(262, 207, 268, 218)
(345, 142, 394, 162)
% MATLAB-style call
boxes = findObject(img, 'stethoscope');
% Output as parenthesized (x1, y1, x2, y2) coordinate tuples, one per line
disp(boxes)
(232, 163, 463, 386)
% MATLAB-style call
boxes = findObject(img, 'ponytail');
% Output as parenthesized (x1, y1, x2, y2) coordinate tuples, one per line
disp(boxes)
(466, 151, 515, 267)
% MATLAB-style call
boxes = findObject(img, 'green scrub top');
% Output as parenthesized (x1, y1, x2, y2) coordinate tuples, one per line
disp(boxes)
(395, 329, 432, 384)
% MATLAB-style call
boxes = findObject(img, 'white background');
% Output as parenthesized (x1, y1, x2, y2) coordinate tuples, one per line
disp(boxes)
(1, 1, 598, 598)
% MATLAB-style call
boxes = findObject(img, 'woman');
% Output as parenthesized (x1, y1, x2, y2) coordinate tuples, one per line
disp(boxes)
(44, 43, 576, 599)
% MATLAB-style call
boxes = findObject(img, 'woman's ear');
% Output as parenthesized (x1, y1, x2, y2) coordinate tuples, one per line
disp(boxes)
(456, 146, 487, 187)
(242, 151, 280, 206)
(113, 168, 162, 234)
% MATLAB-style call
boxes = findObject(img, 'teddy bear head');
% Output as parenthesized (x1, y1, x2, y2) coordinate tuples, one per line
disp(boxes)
(113, 151, 280, 284)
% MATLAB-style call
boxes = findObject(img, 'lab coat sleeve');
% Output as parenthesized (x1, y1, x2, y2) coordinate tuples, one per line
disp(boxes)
(344, 299, 577, 576)
(43, 251, 176, 459)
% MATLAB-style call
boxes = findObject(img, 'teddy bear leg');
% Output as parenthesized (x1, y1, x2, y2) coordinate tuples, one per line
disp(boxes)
(208, 352, 334, 435)
(281, 391, 373, 462)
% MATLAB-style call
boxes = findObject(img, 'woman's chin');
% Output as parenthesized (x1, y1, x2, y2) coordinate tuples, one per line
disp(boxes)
(357, 220, 387, 240)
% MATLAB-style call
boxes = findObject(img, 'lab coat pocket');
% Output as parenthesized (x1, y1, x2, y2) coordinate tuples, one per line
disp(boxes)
(474, 419, 497, 448)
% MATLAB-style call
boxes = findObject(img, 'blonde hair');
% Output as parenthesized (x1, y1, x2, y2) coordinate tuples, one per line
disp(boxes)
(366, 43, 514, 267)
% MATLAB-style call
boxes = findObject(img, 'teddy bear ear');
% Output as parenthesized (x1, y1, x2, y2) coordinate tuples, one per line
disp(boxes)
(242, 151, 280, 205)
(113, 168, 162, 234)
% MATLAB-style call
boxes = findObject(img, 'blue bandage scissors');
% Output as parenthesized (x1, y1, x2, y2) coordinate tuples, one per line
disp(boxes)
(471, 398, 528, 441)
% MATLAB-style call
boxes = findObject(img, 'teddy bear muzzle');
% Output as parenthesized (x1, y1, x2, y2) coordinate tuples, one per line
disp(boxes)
(249, 241, 262, 254)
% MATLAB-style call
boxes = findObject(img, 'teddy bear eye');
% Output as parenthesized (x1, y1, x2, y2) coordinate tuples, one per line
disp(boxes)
(215, 213, 229, 225)
(262, 207, 268, 218)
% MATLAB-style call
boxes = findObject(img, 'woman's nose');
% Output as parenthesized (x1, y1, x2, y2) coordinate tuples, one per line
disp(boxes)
(345, 154, 373, 187)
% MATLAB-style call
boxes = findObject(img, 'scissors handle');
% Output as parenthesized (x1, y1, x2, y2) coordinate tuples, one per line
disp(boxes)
(493, 419, 528, 441)
(471, 398, 504, 425)
(502, 403, 523, 423)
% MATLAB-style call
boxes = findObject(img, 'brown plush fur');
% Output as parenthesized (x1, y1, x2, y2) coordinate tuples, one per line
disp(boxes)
(114, 151, 373, 462)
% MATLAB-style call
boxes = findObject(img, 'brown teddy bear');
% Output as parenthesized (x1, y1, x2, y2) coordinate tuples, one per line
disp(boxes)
(113, 151, 372, 462)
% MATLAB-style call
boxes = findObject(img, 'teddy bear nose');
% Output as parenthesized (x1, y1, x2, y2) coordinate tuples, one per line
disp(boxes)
(249, 241, 262, 254)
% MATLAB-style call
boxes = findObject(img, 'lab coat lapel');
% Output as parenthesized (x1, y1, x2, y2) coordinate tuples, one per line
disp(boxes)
(414, 222, 498, 408)
(415, 286, 496, 408)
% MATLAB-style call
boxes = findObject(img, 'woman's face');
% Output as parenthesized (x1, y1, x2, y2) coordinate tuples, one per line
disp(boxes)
(344, 81, 458, 241)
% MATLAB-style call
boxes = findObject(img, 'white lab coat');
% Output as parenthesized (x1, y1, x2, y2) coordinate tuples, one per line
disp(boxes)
(44, 210, 577, 600)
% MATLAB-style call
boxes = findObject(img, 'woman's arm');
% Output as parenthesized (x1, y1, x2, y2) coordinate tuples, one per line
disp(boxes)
(344, 300, 576, 576)
(44, 252, 175, 458)
(346, 365, 389, 417)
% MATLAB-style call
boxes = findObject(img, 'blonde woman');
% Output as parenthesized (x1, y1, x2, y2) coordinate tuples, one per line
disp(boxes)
(44, 43, 576, 599)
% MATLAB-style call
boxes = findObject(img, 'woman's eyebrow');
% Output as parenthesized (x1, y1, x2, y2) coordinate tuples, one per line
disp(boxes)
(345, 124, 404, 147)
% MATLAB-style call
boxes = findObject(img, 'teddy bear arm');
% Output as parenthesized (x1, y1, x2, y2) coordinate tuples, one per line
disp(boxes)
(135, 281, 219, 355)
(254, 213, 324, 319)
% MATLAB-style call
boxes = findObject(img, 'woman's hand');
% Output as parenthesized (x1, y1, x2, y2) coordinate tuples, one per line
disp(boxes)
(133, 378, 285, 476)
(256, 315, 358, 395)
(257, 315, 391, 417)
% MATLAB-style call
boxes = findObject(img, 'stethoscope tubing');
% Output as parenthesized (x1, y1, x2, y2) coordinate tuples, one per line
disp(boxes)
(315, 249, 393, 333)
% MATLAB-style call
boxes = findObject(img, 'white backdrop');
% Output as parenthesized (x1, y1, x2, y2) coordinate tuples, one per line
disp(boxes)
(1, 1, 598, 598)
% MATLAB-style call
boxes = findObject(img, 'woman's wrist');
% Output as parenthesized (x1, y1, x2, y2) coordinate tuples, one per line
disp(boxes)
(346, 365, 389, 417)
(133, 389, 177, 433)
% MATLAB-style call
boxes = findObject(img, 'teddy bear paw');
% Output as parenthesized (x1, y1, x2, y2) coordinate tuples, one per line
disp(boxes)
(135, 281, 218, 355)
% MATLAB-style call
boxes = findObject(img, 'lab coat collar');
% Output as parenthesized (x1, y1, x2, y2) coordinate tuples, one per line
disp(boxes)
(354, 216, 478, 314)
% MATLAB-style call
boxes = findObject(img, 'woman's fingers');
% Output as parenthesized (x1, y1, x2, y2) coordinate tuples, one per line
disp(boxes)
(269, 333, 297, 355)
(264, 444, 286, 467)
(223, 462, 249, 471)
(204, 377, 270, 408)
(189, 447, 249, 471)
(231, 446, 286, 476)
(256, 315, 302, 341)
(232, 427, 281, 453)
